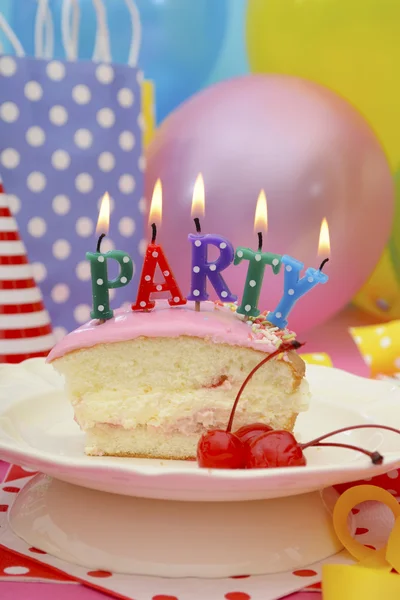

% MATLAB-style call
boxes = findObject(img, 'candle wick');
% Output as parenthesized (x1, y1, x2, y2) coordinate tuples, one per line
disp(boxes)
(194, 217, 201, 234)
(151, 223, 157, 244)
(257, 231, 263, 252)
(96, 233, 105, 253)
(319, 257, 329, 272)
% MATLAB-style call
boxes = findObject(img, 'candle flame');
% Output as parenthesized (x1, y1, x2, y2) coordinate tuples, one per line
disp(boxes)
(96, 192, 110, 235)
(149, 178, 162, 225)
(191, 173, 205, 218)
(254, 189, 268, 233)
(318, 218, 330, 256)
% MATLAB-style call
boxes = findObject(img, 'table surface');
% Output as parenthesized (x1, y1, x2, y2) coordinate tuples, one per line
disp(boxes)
(0, 306, 379, 599)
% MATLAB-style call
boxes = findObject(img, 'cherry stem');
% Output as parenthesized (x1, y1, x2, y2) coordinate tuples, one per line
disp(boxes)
(226, 340, 303, 433)
(306, 442, 383, 464)
(301, 424, 400, 450)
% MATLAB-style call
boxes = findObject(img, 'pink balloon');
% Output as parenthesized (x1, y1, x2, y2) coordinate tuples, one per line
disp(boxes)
(145, 75, 394, 333)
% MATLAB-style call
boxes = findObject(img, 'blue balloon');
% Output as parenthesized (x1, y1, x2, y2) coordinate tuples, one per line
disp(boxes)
(135, 0, 229, 122)
(204, 0, 249, 87)
(5, 0, 228, 123)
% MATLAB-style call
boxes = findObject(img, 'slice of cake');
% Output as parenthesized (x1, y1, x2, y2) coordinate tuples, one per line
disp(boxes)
(47, 301, 309, 459)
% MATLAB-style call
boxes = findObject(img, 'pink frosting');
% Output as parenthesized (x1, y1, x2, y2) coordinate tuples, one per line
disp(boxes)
(47, 300, 287, 361)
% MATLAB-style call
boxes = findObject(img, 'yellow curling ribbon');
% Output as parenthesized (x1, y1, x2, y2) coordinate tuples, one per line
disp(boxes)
(300, 353, 333, 368)
(324, 485, 400, 598)
(322, 565, 400, 600)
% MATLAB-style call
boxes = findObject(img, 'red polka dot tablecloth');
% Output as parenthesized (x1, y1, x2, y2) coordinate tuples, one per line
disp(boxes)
(0, 463, 398, 600)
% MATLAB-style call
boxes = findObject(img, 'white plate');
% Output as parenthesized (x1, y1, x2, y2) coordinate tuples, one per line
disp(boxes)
(0, 358, 400, 501)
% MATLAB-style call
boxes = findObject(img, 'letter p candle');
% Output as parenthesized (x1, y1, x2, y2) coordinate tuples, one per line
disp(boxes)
(86, 193, 134, 320)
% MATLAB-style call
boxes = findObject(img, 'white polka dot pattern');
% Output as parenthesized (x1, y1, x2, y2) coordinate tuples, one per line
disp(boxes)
(52, 195, 70, 215)
(24, 81, 43, 101)
(1, 148, 20, 169)
(119, 217, 135, 237)
(46, 61, 66, 81)
(75, 217, 94, 237)
(26, 126, 45, 147)
(97, 108, 115, 128)
(51, 150, 71, 170)
(76, 261, 91, 281)
(98, 152, 115, 172)
(119, 131, 135, 151)
(27, 217, 47, 237)
(7, 194, 20, 214)
(32, 261, 47, 282)
(52, 239, 71, 260)
(27, 172, 46, 193)
(51, 283, 70, 303)
(96, 64, 114, 84)
(0, 56, 17, 76)
(74, 129, 93, 149)
(0, 102, 19, 122)
(118, 88, 134, 107)
(49, 105, 68, 126)
(119, 174, 135, 194)
(75, 173, 93, 193)
(0, 54, 143, 332)
(72, 84, 91, 105)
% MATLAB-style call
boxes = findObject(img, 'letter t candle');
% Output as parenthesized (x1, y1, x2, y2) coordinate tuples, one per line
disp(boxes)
(234, 190, 282, 318)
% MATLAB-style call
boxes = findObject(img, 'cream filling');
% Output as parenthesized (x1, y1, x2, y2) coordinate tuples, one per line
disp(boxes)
(74, 380, 309, 434)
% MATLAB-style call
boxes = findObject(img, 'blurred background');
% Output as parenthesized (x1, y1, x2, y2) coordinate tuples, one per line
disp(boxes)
(0, 0, 399, 374)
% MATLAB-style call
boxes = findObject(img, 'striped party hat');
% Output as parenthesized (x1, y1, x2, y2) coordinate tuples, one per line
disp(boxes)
(0, 181, 55, 363)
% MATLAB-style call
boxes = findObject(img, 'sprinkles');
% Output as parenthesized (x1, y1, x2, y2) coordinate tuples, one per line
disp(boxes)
(214, 301, 297, 348)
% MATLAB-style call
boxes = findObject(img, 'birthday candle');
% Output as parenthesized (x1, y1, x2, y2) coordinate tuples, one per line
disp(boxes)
(187, 174, 237, 308)
(86, 193, 133, 320)
(132, 179, 186, 311)
(235, 190, 282, 318)
(267, 218, 330, 328)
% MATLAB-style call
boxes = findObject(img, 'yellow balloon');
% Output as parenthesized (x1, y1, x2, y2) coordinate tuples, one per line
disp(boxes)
(247, 0, 400, 317)
(353, 247, 400, 320)
(246, 0, 400, 169)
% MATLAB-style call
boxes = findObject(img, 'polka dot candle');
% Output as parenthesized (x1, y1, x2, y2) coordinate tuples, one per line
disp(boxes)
(267, 255, 329, 329)
(234, 247, 281, 318)
(187, 233, 237, 304)
(187, 174, 237, 306)
(86, 194, 133, 320)
(234, 190, 281, 318)
(132, 180, 186, 311)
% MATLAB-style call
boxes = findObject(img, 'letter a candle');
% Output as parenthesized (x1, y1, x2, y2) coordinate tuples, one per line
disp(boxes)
(132, 179, 187, 311)
(86, 192, 134, 321)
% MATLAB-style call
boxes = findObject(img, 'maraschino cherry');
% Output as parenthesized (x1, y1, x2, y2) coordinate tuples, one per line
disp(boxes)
(246, 430, 306, 468)
(197, 341, 301, 469)
(196, 429, 246, 469)
(234, 423, 273, 445)
(245, 425, 389, 469)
